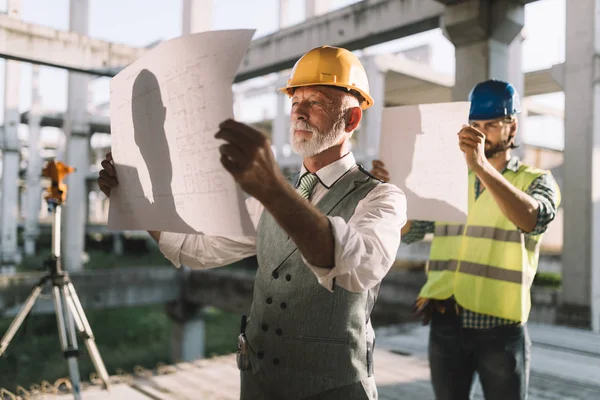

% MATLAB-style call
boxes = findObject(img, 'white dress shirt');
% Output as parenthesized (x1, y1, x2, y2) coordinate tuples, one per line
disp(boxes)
(158, 152, 407, 293)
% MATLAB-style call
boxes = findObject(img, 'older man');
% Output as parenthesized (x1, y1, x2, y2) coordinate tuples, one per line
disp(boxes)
(98, 45, 407, 400)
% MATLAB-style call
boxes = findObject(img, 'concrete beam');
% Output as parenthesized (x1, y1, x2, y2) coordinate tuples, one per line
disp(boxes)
(434, 0, 538, 5)
(522, 98, 564, 119)
(234, 0, 445, 82)
(20, 111, 110, 133)
(0, 264, 564, 326)
(0, 12, 145, 76)
(526, 66, 564, 96)
(0, 267, 179, 317)
(0, 0, 443, 82)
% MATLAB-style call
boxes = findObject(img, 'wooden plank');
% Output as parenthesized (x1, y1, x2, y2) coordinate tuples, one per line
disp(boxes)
(54, 383, 153, 399)
(55, 327, 600, 400)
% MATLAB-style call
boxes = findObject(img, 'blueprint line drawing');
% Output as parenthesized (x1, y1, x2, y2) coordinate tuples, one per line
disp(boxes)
(108, 29, 256, 236)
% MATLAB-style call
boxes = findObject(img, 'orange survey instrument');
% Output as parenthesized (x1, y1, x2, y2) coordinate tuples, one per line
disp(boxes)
(0, 158, 111, 395)
(42, 160, 75, 205)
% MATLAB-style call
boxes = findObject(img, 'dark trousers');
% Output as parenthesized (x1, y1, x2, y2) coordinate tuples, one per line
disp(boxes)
(428, 310, 531, 400)
(240, 369, 377, 400)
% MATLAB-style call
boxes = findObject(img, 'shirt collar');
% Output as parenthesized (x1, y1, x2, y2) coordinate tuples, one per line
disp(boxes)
(505, 155, 521, 172)
(470, 154, 522, 176)
(297, 152, 356, 189)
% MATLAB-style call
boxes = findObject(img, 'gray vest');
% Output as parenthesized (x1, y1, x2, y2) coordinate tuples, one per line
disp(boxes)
(245, 165, 381, 399)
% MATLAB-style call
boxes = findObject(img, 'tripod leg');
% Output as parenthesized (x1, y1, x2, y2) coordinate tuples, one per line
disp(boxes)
(64, 282, 110, 390)
(53, 286, 82, 400)
(0, 282, 45, 356)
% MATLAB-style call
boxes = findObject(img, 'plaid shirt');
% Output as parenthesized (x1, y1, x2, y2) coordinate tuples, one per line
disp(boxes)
(403, 156, 560, 329)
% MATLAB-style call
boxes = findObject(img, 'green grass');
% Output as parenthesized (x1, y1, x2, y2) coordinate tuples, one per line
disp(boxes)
(533, 271, 562, 289)
(0, 305, 240, 393)
(17, 239, 170, 273)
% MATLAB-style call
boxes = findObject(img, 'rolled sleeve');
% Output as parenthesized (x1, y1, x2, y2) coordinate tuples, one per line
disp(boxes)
(158, 232, 188, 268)
(157, 196, 262, 269)
(522, 173, 561, 236)
(303, 183, 407, 293)
(158, 232, 256, 269)
(401, 220, 435, 244)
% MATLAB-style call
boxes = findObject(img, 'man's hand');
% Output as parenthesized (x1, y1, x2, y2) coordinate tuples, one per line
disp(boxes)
(458, 125, 488, 171)
(370, 159, 390, 183)
(97, 152, 161, 242)
(215, 119, 287, 203)
(97, 152, 118, 198)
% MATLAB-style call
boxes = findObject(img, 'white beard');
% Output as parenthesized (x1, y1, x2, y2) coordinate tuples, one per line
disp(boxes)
(289, 118, 347, 158)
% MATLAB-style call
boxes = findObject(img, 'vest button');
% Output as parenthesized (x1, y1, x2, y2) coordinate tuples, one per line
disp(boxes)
(280, 302, 287, 309)
(266, 297, 273, 304)
(272, 271, 279, 279)
(262, 324, 268, 332)
(257, 351, 264, 359)
(276, 328, 283, 336)
(273, 358, 280, 365)
(285, 274, 291, 281)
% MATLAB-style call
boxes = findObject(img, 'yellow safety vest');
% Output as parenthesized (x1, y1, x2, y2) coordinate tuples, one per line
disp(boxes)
(418, 164, 560, 322)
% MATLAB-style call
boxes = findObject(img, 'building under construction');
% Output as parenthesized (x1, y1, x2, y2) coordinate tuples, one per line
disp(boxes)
(0, 0, 600, 398)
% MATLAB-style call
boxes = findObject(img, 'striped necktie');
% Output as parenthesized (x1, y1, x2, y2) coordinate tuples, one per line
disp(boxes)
(297, 172, 319, 199)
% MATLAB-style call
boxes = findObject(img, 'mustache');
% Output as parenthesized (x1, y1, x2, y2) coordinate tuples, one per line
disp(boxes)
(291, 120, 318, 133)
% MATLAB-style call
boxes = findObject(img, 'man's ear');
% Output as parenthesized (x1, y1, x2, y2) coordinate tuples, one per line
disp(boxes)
(345, 107, 362, 133)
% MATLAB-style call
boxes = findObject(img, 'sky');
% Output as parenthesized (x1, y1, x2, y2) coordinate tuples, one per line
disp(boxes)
(0, 0, 567, 152)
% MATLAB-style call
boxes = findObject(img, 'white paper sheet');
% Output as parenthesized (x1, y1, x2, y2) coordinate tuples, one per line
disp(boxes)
(379, 102, 471, 223)
(108, 29, 256, 236)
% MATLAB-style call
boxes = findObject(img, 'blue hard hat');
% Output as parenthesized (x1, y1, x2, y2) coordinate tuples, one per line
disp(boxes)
(468, 79, 521, 121)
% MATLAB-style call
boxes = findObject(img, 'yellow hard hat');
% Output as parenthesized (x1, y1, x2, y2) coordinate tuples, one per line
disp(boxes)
(279, 45, 374, 110)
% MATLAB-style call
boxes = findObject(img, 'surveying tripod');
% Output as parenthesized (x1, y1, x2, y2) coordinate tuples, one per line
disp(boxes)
(0, 160, 110, 399)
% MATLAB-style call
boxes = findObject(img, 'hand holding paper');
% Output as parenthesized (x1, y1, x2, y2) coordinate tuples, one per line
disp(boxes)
(458, 125, 488, 171)
(215, 119, 286, 203)
(378, 102, 471, 223)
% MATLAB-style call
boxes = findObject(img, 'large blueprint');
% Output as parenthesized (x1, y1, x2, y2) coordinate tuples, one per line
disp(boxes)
(108, 29, 256, 236)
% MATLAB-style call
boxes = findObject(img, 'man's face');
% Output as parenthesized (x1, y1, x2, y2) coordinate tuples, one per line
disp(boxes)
(469, 116, 517, 159)
(289, 86, 350, 157)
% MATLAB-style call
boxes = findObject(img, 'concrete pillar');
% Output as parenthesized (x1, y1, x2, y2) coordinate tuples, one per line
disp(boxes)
(274, 0, 293, 161)
(0, 0, 22, 273)
(167, 266, 206, 362)
(181, 0, 212, 35)
(441, 0, 525, 101)
(560, 0, 600, 332)
(508, 29, 526, 158)
(279, 0, 290, 28)
(24, 65, 43, 256)
(273, 76, 290, 161)
(170, 307, 206, 362)
(62, 0, 91, 272)
(360, 55, 386, 165)
(112, 233, 123, 255)
(92, 147, 105, 223)
(305, 0, 331, 19)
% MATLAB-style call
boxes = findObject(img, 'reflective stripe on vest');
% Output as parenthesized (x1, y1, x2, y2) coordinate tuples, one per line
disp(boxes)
(418, 164, 558, 322)
(428, 260, 522, 284)
(434, 225, 540, 252)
